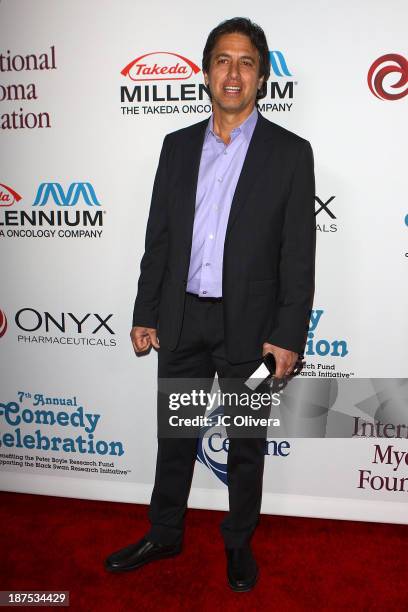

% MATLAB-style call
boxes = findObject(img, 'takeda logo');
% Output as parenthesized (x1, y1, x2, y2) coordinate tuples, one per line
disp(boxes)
(120, 48, 297, 116)
(0, 310, 8, 338)
(0, 183, 22, 207)
(121, 52, 201, 82)
(120, 50, 209, 118)
(368, 54, 408, 101)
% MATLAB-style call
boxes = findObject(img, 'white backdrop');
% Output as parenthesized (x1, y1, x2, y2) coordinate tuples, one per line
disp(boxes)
(1, 0, 407, 524)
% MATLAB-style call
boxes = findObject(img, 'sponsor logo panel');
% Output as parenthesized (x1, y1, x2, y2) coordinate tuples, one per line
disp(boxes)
(120, 49, 297, 118)
(0, 46, 57, 130)
(0, 181, 105, 239)
(0, 306, 117, 348)
(368, 53, 408, 101)
(0, 390, 134, 481)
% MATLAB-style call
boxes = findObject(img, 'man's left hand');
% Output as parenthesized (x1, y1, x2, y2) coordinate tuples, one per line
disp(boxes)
(262, 342, 298, 378)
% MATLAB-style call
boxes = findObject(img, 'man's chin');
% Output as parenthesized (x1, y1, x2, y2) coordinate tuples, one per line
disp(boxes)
(215, 99, 251, 114)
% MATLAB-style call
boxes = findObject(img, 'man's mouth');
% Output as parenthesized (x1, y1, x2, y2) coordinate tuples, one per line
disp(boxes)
(224, 85, 241, 95)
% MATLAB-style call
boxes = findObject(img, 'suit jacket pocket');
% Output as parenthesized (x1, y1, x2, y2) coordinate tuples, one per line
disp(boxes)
(157, 277, 185, 348)
(249, 279, 276, 296)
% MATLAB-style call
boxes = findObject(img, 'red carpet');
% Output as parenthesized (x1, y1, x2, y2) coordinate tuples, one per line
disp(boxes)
(1, 491, 407, 611)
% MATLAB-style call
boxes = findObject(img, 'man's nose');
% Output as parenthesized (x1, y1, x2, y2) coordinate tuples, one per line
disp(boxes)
(227, 60, 241, 80)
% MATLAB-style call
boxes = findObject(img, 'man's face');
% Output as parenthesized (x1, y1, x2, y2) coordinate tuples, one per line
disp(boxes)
(204, 32, 264, 115)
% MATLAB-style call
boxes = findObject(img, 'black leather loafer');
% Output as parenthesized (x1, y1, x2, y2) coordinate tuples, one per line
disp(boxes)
(226, 546, 259, 592)
(105, 537, 182, 572)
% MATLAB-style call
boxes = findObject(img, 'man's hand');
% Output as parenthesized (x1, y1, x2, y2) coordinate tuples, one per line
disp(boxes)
(262, 342, 298, 378)
(131, 326, 160, 353)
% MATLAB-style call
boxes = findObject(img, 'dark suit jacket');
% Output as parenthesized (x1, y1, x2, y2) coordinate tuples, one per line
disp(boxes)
(133, 111, 316, 364)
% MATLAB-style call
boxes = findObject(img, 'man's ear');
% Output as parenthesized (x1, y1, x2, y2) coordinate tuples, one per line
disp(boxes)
(258, 75, 264, 91)
(203, 71, 209, 87)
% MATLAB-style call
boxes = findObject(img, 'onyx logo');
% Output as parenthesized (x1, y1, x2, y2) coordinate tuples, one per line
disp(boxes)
(15, 309, 114, 334)
(0, 310, 8, 338)
(315, 195, 337, 233)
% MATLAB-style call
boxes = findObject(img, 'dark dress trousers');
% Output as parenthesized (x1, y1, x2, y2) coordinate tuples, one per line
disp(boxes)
(132, 111, 316, 548)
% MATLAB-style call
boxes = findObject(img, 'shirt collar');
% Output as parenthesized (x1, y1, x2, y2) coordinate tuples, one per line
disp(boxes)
(206, 106, 258, 144)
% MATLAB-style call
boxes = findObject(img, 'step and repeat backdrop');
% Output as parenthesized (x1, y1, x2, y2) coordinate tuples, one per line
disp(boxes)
(1, 0, 407, 524)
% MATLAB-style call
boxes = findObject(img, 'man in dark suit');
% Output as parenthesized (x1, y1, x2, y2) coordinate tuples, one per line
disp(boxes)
(106, 17, 315, 591)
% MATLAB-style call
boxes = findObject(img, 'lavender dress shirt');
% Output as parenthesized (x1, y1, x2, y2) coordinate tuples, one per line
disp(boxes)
(186, 107, 258, 298)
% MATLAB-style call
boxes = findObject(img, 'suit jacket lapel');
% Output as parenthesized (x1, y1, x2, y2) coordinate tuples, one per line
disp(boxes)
(179, 119, 208, 249)
(178, 112, 274, 252)
(226, 112, 274, 237)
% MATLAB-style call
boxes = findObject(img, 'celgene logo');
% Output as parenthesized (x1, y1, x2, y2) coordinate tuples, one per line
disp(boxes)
(368, 54, 408, 101)
(121, 52, 201, 82)
(269, 50, 292, 77)
(33, 182, 101, 207)
(0, 310, 7, 338)
(0, 183, 22, 207)
(197, 407, 290, 483)
(197, 407, 228, 484)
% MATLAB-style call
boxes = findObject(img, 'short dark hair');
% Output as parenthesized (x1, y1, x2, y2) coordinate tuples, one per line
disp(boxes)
(202, 17, 270, 100)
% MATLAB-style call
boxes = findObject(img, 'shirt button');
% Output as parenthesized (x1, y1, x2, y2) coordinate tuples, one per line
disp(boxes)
(217, 177, 223, 183)
(202, 290, 207, 295)
(204, 262, 211, 267)
(209, 234, 214, 239)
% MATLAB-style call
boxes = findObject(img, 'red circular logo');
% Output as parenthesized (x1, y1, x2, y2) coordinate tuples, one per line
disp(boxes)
(0, 310, 7, 338)
(367, 53, 408, 101)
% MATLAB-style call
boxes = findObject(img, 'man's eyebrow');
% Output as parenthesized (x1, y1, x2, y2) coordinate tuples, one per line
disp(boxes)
(213, 53, 256, 61)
